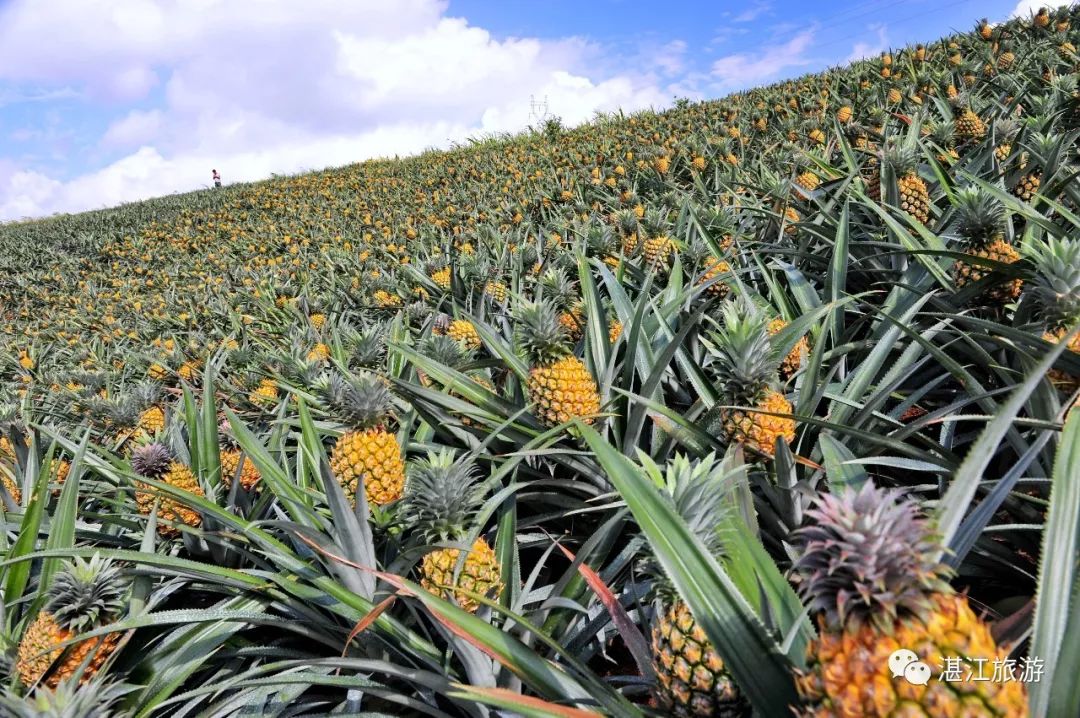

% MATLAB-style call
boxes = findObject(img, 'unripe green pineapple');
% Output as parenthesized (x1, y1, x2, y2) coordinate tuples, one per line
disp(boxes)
(645, 453, 749, 717)
(402, 450, 502, 613)
(701, 300, 795, 457)
(516, 301, 600, 428)
(792, 483, 1027, 717)
(950, 186, 1023, 302)
(16, 557, 127, 689)
(0, 674, 130, 718)
(322, 371, 405, 507)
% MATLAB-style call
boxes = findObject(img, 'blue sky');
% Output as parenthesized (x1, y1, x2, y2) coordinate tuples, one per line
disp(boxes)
(0, 0, 1061, 220)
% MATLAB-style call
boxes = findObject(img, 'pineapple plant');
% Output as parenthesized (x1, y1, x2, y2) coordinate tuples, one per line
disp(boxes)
(323, 371, 405, 507)
(792, 482, 1028, 717)
(401, 450, 502, 613)
(1028, 237, 1080, 387)
(646, 454, 749, 718)
(950, 186, 1023, 301)
(515, 301, 600, 428)
(16, 557, 126, 689)
(767, 317, 810, 379)
(953, 96, 987, 142)
(131, 443, 204, 537)
(702, 300, 795, 457)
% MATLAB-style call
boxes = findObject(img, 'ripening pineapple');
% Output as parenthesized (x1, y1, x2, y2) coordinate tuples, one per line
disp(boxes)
(323, 371, 405, 507)
(431, 267, 451, 290)
(1014, 172, 1040, 202)
(16, 556, 126, 689)
(137, 405, 165, 436)
(884, 145, 931, 225)
(794, 168, 820, 193)
(447, 319, 482, 351)
(954, 102, 986, 143)
(951, 186, 1023, 302)
(792, 482, 1028, 717)
(643, 234, 675, 267)
(767, 317, 809, 379)
(702, 300, 795, 457)
(516, 301, 601, 428)
(558, 302, 586, 342)
(698, 256, 732, 297)
(131, 443, 204, 537)
(402, 450, 502, 613)
(483, 280, 508, 303)
(648, 454, 749, 717)
(248, 377, 278, 406)
(220, 450, 261, 491)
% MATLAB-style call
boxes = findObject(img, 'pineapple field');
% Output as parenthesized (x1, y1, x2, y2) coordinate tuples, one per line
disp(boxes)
(2, 6, 1080, 717)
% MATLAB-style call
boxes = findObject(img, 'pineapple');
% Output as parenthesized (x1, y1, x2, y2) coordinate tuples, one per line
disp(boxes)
(220, 449, 261, 491)
(953, 98, 986, 143)
(516, 301, 600, 428)
(698, 256, 732, 297)
(431, 267, 451, 290)
(248, 377, 278, 407)
(794, 168, 820, 193)
(878, 144, 931, 225)
(137, 405, 165, 436)
(1014, 172, 1040, 202)
(702, 300, 795, 457)
(792, 482, 1028, 717)
(131, 443, 204, 537)
(767, 317, 810, 379)
(642, 234, 675, 267)
(447, 319, 482, 351)
(402, 450, 502, 613)
(647, 453, 748, 718)
(323, 371, 405, 507)
(16, 557, 126, 689)
(951, 186, 1023, 301)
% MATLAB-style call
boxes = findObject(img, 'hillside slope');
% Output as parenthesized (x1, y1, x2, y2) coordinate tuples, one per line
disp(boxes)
(0, 6, 1078, 716)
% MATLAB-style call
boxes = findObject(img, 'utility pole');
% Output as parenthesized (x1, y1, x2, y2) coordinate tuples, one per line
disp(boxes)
(528, 95, 550, 125)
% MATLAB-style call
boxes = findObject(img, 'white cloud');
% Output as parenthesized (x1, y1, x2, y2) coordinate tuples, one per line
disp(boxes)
(847, 24, 889, 63)
(0, 0, 671, 221)
(709, 29, 816, 89)
(733, 2, 772, 23)
(101, 109, 163, 148)
(1010, 0, 1071, 19)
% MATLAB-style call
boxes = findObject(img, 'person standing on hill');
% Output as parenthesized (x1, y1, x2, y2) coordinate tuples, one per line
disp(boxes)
(212, 169, 221, 188)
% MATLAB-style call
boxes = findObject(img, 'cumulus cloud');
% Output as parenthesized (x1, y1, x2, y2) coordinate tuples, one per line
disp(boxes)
(847, 24, 889, 63)
(1010, 0, 1072, 19)
(0, 0, 670, 221)
(709, 29, 816, 89)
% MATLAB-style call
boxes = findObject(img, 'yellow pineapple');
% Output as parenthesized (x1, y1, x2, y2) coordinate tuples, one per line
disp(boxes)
(447, 319, 482, 351)
(249, 378, 279, 407)
(642, 234, 675, 267)
(131, 444, 204, 537)
(220, 450, 261, 491)
(137, 405, 165, 436)
(767, 317, 810, 379)
(516, 301, 601, 428)
(431, 267, 451, 290)
(648, 453, 748, 717)
(698, 256, 732, 297)
(403, 450, 503, 613)
(792, 483, 1027, 717)
(951, 186, 1023, 302)
(954, 103, 986, 143)
(1014, 172, 1040, 202)
(324, 371, 405, 507)
(16, 556, 126, 689)
(702, 300, 795, 457)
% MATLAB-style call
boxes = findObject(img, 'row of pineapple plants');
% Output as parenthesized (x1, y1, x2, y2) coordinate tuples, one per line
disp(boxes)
(0, 4, 1079, 716)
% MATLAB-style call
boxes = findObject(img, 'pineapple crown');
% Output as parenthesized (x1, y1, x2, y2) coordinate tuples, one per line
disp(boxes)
(419, 334, 471, 370)
(515, 300, 571, 364)
(640, 453, 732, 602)
(45, 556, 127, 632)
(1028, 237, 1080, 329)
(345, 324, 387, 370)
(322, 371, 393, 430)
(0, 676, 132, 718)
(131, 443, 172, 479)
(952, 185, 1005, 245)
(401, 449, 486, 543)
(792, 482, 952, 633)
(882, 142, 920, 176)
(708, 299, 781, 403)
(538, 269, 577, 311)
